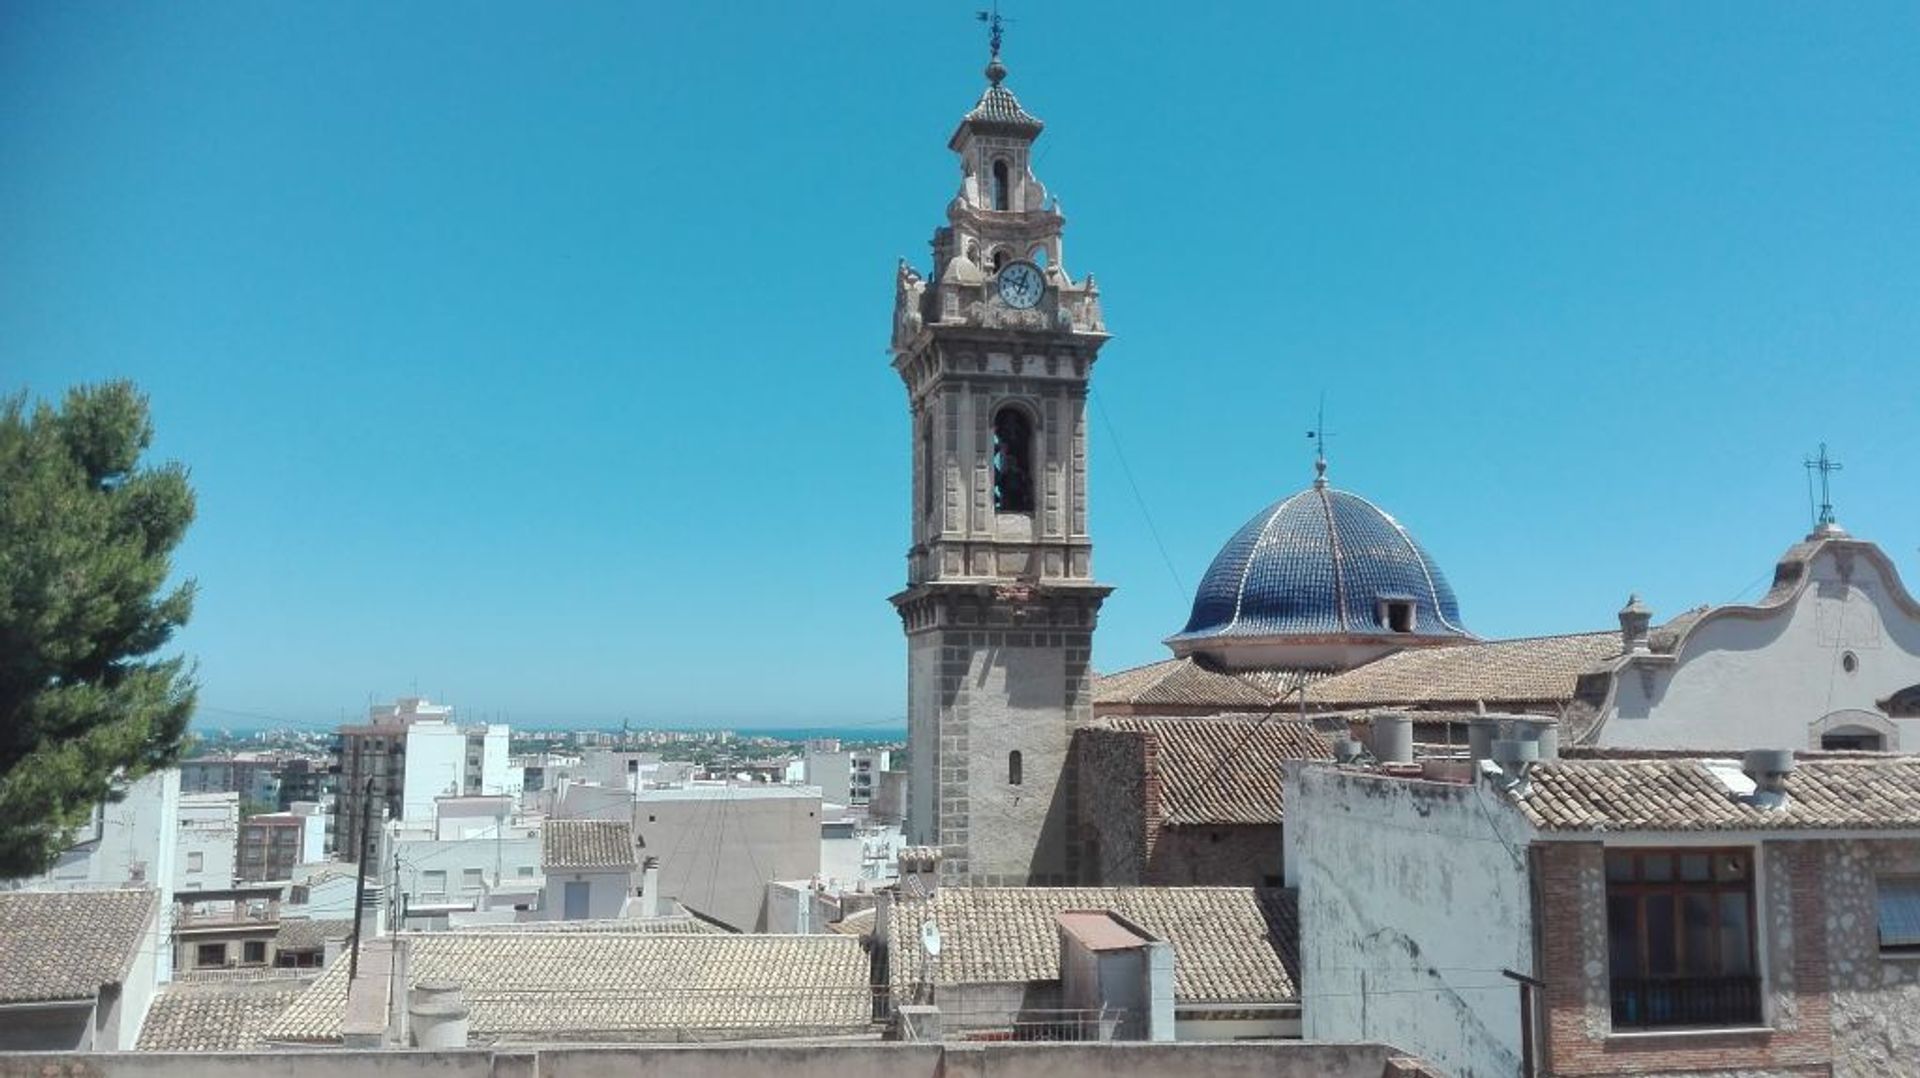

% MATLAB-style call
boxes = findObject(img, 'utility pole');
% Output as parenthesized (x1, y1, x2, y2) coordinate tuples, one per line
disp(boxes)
(347, 776, 375, 980)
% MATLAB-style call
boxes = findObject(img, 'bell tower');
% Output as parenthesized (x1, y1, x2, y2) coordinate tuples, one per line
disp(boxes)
(890, 38, 1112, 886)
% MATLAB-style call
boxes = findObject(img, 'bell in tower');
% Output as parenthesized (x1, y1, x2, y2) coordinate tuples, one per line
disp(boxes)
(889, 32, 1112, 887)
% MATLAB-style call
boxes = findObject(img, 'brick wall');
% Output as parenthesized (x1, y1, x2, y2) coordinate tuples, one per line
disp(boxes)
(1536, 841, 1833, 1076)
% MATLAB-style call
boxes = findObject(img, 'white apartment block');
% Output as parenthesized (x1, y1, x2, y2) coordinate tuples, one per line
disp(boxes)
(174, 791, 240, 892)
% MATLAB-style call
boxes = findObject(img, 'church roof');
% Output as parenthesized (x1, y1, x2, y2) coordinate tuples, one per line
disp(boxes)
(1304, 631, 1622, 709)
(962, 84, 1043, 132)
(1172, 475, 1471, 646)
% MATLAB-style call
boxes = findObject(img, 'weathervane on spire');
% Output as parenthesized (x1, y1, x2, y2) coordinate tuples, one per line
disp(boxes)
(976, 4, 1013, 84)
(976, 4, 1007, 58)
(1306, 394, 1335, 489)
(1804, 442, 1843, 529)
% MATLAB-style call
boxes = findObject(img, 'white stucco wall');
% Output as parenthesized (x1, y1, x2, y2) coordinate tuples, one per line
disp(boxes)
(1287, 763, 1533, 1078)
(1600, 540, 1920, 752)
(402, 722, 466, 822)
(542, 866, 632, 921)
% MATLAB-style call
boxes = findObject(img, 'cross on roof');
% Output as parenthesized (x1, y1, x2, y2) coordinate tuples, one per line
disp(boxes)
(1805, 442, 1843, 527)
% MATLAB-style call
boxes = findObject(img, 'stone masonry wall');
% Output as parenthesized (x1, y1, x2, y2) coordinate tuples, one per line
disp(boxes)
(1071, 726, 1152, 884)
(1821, 837, 1920, 1077)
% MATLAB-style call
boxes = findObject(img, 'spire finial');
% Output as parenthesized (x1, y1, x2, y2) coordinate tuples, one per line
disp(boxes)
(977, 5, 1010, 85)
(1306, 394, 1334, 489)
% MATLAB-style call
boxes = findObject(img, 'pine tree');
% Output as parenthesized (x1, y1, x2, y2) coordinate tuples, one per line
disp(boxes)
(0, 381, 198, 877)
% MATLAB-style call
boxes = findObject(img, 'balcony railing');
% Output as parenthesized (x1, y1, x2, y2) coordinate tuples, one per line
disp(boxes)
(1611, 976, 1761, 1030)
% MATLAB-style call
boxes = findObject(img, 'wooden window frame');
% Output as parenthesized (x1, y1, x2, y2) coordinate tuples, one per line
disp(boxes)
(1605, 846, 1761, 1030)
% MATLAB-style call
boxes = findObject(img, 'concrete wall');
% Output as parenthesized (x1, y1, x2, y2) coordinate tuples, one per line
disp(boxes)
(175, 793, 240, 892)
(0, 1042, 1408, 1078)
(1288, 763, 1532, 1078)
(1600, 539, 1920, 751)
(806, 751, 853, 805)
(634, 786, 821, 931)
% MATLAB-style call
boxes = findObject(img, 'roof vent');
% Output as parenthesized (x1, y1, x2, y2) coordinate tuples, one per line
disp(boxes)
(1491, 739, 1540, 795)
(1741, 749, 1795, 809)
(1332, 738, 1367, 765)
(1369, 714, 1414, 764)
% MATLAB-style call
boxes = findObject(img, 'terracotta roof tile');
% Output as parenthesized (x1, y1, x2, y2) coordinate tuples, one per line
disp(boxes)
(890, 887, 1297, 1004)
(542, 820, 636, 871)
(1516, 757, 1920, 832)
(0, 888, 155, 1003)
(1306, 632, 1621, 708)
(137, 977, 315, 1051)
(1094, 658, 1327, 711)
(1098, 716, 1332, 825)
(265, 933, 869, 1044)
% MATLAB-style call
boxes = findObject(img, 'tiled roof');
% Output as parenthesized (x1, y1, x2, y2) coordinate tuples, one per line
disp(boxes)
(1098, 716, 1333, 825)
(1516, 757, 1920, 833)
(961, 85, 1042, 131)
(1306, 631, 1621, 708)
(889, 887, 1297, 1005)
(454, 915, 720, 935)
(265, 933, 870, 1044)
(274, 918, 355, 951)
(1093, 658, 1282, 711)
(542, 819, 636, 870)
(1174, 484, 1470, 643)
(137, 977, 315, 1051)
(0, 888, 155, 1003)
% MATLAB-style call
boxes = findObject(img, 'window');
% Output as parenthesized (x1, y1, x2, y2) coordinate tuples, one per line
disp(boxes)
(1822, 731, 1884, 751)
(1878, 877, 1920, 954)
(1008, 750, 1023, 786)
(991, 159, 1010, 211)
(187, 851, 204, 873)
(196, 942, 228, 968)
(1842, 651, 1859, 674)
(920, 420, 935, 516)
(1381, 600, 1414, 633)
(991, 407, 1035, 513)
(462, 868, 485, 891)
(1605, 848, 1760, 1030)
(243, 940, 268, 965)
(518, 865, 535, 878)
(421, 869, 447, 896)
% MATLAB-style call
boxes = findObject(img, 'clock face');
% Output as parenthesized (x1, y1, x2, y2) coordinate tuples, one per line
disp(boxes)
(996, 261, 1045, 309)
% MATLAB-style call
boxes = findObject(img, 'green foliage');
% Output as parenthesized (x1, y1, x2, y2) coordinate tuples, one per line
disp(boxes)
(0, 382, 198, 877)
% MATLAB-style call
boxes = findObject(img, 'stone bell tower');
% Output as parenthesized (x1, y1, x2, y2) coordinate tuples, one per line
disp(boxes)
(890, 40, 1112, 886)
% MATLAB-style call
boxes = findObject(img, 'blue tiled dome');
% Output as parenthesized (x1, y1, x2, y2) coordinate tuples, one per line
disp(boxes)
(1172, 478, 1470, 643)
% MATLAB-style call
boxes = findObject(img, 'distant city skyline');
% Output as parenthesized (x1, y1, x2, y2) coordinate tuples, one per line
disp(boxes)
(6, 3, 1916, 727)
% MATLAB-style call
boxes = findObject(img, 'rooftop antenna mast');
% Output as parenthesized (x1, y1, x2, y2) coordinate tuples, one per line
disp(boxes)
(1804, 442, 1843, 529)
(1306, 393, 1335, 489)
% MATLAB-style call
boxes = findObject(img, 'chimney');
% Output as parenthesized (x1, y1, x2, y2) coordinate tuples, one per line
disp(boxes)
(1619, 594, 1652, 654)
(639, 856, 660, 918)
(1491, 739, 1540, 795)
(898, 846, 942, 898)
(1741, 749, 1796, 809)
(1369, 713, 1414, 764)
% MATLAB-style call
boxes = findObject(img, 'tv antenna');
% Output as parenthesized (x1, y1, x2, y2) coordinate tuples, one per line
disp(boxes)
(1804, 442, 1843, 528)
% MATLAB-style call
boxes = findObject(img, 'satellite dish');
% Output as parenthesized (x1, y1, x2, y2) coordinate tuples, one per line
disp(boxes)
(920, 919, 942, 957)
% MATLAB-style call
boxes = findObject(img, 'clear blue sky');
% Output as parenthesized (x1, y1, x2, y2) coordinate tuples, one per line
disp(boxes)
(5, 3, 1916, 729)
